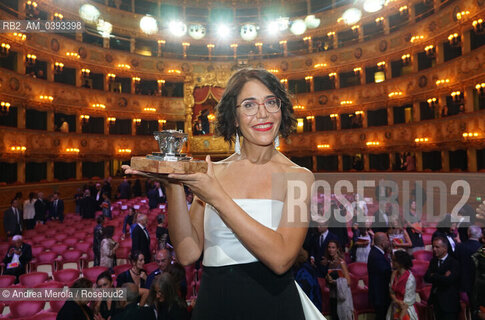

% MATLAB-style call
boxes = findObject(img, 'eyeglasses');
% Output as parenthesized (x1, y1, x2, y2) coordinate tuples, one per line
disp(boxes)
(236, 97, 281, 116)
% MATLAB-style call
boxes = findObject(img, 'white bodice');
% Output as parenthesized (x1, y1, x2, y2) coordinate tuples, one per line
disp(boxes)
(202, 199, 283, 267)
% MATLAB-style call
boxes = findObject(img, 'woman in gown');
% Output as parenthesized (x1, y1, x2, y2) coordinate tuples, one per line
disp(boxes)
(386, 250, 419, 320)
(124, 68, 324, 319)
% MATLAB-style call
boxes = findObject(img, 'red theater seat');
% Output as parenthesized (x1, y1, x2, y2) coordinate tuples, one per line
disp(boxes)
(59, 250, 83, 270)
(0, 275, 16, 287)
(82, 266, 108, 283)
(33, 251, 58, 273)
(33, 311, 58, 320)
(347, 262, 367, 277)
(48, 299, 66, 313)
(7, 301, 45, 318)
(19, 272, 49, 287)
(113, 264, 131, 276)
(53, 269, 81, 286)
(413, 250, 433, 262)
(34, 281, 64, 288)
(352, 288, 374, 319)
(145, 262, 159, 275)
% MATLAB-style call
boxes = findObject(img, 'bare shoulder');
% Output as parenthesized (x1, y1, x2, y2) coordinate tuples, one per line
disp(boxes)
(275, 153, 314, 183)
(210, 154, 235, 174)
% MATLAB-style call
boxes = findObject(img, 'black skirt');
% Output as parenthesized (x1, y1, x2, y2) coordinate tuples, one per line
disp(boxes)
(192, 262, 305, 320)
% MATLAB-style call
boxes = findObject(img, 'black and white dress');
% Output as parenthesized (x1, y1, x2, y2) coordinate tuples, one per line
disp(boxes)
(191, 199, 326, 320)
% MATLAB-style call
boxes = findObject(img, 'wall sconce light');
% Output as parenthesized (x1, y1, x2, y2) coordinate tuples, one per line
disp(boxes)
(0, 43, 11, 57)
(414, 137, 429, 143)
(279, 40, 287, 45)
(317, 144, 330, 149)
(475, 83, 485, 96)
(305, 76, 313, 82)
(167, 69, 181, 74)
(66, 52, 80, 59)
(207, 113, 216, 121)
(158, 119, 166, 126)
(26, 1, 37, 10)
(54, 62, 64, 73)
(306, 116, 315, 120)
(314, 63, 326, 68)
(388, 91, 403, 97)
(117, 63, 131, 69)
(10, 146, 27, 152)
(91, 103, 106, 109)
(13, 33, 27, 41)
(267, 69, 279, 73)
(81, 68, 90, 78)
(65, 148, 79, 153)
(107, 117, 116, 125)
(375, 17, 384, 26)
(436, 79, 450, 86)
(425, 45, 435, 58)
(157, 39, 166, 45)
(118, 148, 132, 154)
(355, 110, 364, 115)
(0, 101, 11, 114)
(280, 78, 288, 84)
(353, 67, 361, 75)
(330, 113, 338, 118)
(451, 91, 463, 102)
(39, 95, 54, 102)
(366, 141, 380, 146)
(427, 97, 438, 107)
(329, 72, 337, 81)
(143, 107, 156, 112)
(463, 132, 480, 138)
(410, 35, 424, 43)
(456, 11, 470, 20)
(25, 53, 36, 65)
(473, 19, 484, 34)
(293, 105, 305, 110)
(351, 25, 360, 34)
(399, 5, 408, 16)
(53, 12, 63, 20)
(448, 33, 460, 46)
(133, 118, 141, 126)
(80, 114, 90, 124)
(401, 54, 411, 65)
(341, 100, 353, 105)
(157, 79, 165, 86)
(132, 77, 141, 84)
(377, 61, 386, 71)
(107, 73, 116, 82)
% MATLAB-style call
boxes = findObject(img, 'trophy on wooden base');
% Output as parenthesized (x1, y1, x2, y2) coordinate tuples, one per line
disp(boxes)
(130, 130, 208, 174)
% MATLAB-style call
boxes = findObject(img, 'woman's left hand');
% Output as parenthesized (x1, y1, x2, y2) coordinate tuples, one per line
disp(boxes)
(167, 155, 225, 204)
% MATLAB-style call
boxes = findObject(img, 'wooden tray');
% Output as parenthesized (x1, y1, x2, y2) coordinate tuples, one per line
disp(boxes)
(130, 156, 208, 174)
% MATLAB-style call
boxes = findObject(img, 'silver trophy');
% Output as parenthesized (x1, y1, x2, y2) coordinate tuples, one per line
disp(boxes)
(148, 130, 191, 161)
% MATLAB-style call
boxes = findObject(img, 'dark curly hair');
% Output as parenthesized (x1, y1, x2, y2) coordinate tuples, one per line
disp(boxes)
(392, 250, 413, 270)
(215, 68, 296, 143)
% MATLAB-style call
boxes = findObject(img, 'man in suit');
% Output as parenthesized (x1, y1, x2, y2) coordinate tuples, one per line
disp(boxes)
(3, 235, 32, 283)
(309, 222, 339, 277)
(456, 226, 482, 302)
(80, 189, 97, 219)
(118, 176, 131, 199)
(113, 283, 156, 320)
(424, 236, 461, 320)
(367, 232, 392, 320)
(144, 249, 171, 289)
(94, 183, 103, 209)
(49, 192, 64, 222)
(147, 181, 165, 210)
(3, 199, 22, 237)
(132, 214, 151, 263)
(34, 192, 48, 224)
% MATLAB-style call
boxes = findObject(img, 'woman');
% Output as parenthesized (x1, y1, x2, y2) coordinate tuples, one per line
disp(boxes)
(100, 226, 119, 269)
(353, 223, 373, 263)
(386, 250, 419, 320)
(388, 217, 413, 251)
(166, 262, 187, 301)
(116, 251, 150, 305)
(148, 273, 189, 320)
(404, 200, 425, 254)
(293, 248, 322, 312)
(156, 214, 170, 250)
(323, 240, 352, 320)
(95, 271, 120, 319)
(23, 192, 36, 230)
(57, 278, 94, 320)
(101, 192, 111, 219)
(124, 69, 321, 319)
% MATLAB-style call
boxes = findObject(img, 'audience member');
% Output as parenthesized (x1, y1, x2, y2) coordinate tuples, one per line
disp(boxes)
(3, 235, 32, 283)
(309, 222, 339, 277)
(132, 213, 151, 262)
(74, 188, 83, 215)
(432, 214, 460, 255)
(328, 202, 350, 250)
(80, 189, 97, 219)
(3, 199, 22, 237)
(353, 223, 373, 263)
(388, 216, 412, 251)
(94, 183, 103, 209)
(95, 271, 121, 319)
(387, 250, 418, 320)
(23, 192, 36, 230)
(148, 181, 165, 210)
(113, 283, 156, 320)
(118, 176, 131, 199)
(294, 248, 322, 312)
(456, 226, 482, 302)
(117, 251, 147, 288)
(424, 236, 460, 320)
(404, 200, 425, 254)
(371, 203, 392, 234)
(101, 192, 112, 219)
(156, 215, 170, 249)
(49, 191, 64, 222)
(148, 273, 189, 320)
(368, 232, 392, 320)
(121, 208, 136, 240)
(56, 278, 94, 320)
(133, 179, 142, 197)
(100, 225, 119, 269)
(34, 192, 48, 224)
(324, 240, 352, 320)
(166, 262, 188, 301)
(145, 249, 171, 289)
(102, 177, 113, 199)
(93, 216, 105, 266)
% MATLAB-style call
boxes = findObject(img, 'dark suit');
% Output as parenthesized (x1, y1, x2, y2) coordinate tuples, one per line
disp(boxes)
(367, 246, 392, 320)
(49, 199, 64, 222)
(118, 181, 131, 199)
(80, 196, 97, 219)
(309, 230, 339, 277)
(132, 224, 151, 262)
(147, 187, 165, 209)
(112, 302, 156, 320)
(432, 231, 458, 256)
(95, 190, 104, 209)
(371, 209, 390, 234)
(424, 254, 460, 320)
(3, 207, 22, 236)
(34, 199, 48, 223)
(455, 240, 482, 297)
(3, 243, 32, 281)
